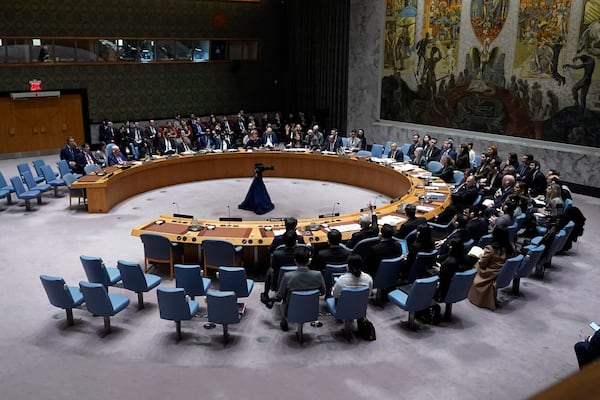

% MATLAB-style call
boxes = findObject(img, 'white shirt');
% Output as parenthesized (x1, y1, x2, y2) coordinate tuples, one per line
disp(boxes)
(332, 272, 373, 298)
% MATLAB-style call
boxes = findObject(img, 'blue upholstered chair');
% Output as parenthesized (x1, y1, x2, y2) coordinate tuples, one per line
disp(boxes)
(440, 269, 476, 321)
(79, 281, 130, 334)
(388, 275, 439, 329)
(40, 165, 66, 197)
(507, 222, 519, 243)
(401, 143, 411, 158)
(406, 250, 438, 283)
(326, 286, 370, 340)
(156, 287, 199, 341)
(341, 137, 349, 148)
(512, 245, 545, 295)
(22, 170, 52, 195)
(323, 263, 348, 298)
(140, 233, 184, 280)
(495, 254, 524, 303)
(17, 162, 44, 184)
(277, 265, 297, 292)
(57, 159, 82, 179)
(175, 264, 211, 300)
(217, 266, 254, 299)
(116, 260, 162, 309)
(206, 290, 244, 344)
(371, 144, 384, 158)
(452, 170, 464, 186)
(534, 229, 566, 278)
(514, 213, 527, 230)
(427, 219, 455, 240)
(286, 289, 321, 343)
(40, 275, 85, 326)
(201, 239, 243, 277)
(372, 256, 403, 304)
(9, 176, 40, 211)
(32, 159, 52, 181)
(80, 255, 122, 290)
(427, 161, 443, 174)
(84, 164, 99, 175)
(356, 150, 372, 157)
(63, 173, 86, 209)
(0, 171, 14, 205)
(478, 233, 493, 248)
(350, 236, 379, 258)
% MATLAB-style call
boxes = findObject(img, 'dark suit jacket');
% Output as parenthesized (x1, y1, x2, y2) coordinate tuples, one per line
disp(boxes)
(434, 165, 455, 183)
(313, 246, 351, 271)
(270, 246, 296, 273)
(107, 151, 127, 166)
(60, 145, 78, 163)
(425, 146, 440, 162)
(269, 232, 305, 253)
(275, 267, 326, 317)
(346, 214, 378, 248)
(452, 184, 479, 208)
(387, 150, 404, 162)
(156, 137, 177, 154)
(261, 133, 278, 146)
(321, 140, 341, 152)
(395, 217, 427, 239)
(365, 239, 404, 276)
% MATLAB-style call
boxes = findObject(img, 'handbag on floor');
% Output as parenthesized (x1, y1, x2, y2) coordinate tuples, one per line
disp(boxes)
(357, 317, 376, 341)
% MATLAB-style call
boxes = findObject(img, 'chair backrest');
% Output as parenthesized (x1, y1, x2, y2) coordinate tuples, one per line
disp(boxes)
(563, 198, 573, 213)
(341, 137, 349, 148)
(427, 161, 443, 174)
(57, 160, 71, 177)
(117, 260, 148, 291)
(0, 171, 12, 190)
(17, 163, 33, 179)
(507, 222, 519, 243)
(277, 265, 297, 290)
(478, 233, 493, 248)
(545, 229, 566, 263)
(32, 159, 46, 177)
(9, 176, 28, 195)
(156, 287, 193, 321)
(80, 255, 112, 288)
(405, 229, 418, 247)
(401, 143, 411, 157)
(63, 173, 78, 187)
(335, 286, 370, 320)
(514, 213, 527, 230)
(516, 245, 545, 279)
(471, 194, 482, 208)
(371, 144, 384, 158)
(561, 220, 575, 245)
(140, 233, 173, 260)
(40, 275, 78, 309)
(106, 143, 117, 158)
(475, 154, 482, 166)
(351, 236, 380, 259)
(41, 164, 60, 183)
(356, 150, 372, 157)
(79, 281, 115, 315)
(496, 254, 524, 289)
(373, 256, 403, 289)
(384, 140, 394, 155)
(405, 276, 439, 311)
(453, 170, 464, 185)
(22, 170, 39, 190)
(218, 267, 250, 297)
(286, 289, 320, 324)
(442, 269, 477, 303)
(84, 164, 99, 174)
(207, 290, 241, 325)
(203, 239, 237, 265)
(407, 250, 438, 283)
(175, 264, 208, 296)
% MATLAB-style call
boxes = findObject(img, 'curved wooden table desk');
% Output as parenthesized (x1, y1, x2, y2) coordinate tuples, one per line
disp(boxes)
(73, 150, 452, 247)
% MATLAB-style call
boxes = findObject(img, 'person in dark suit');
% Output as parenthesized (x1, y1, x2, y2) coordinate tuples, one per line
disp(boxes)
(424, 137, 441, 162)
(346, 207, 378, 248)
(155, 131, 177, 154)
(261, 127, 278, 148)
(434, 237, 467, 301)
(575, 328, 600, 369)
(400, 224, 435, 280)
(451, 174, 480, 211)
(433, 155, 456, 183)
(312, 229, 351, 271)
(75, 143, 98, 174)
(244, 129, 263, 149)
(261, 230, 299, 306)
(526, 160, 546, 197)
(407, 133, 420, 160)
(269, 217, 305, 253)
(365, 224, 404, 276)
(144, 120, 159, 154)
(321, 133, 341, 152)
(107, 145, 127, 166)
(387, 142, 404, 161)
(99, 120, 116, 144)
(394, 204, 427, 239)
(439, 138, 457, 161)
(273, 246, 326, 331)
(59, 136, 80, 172)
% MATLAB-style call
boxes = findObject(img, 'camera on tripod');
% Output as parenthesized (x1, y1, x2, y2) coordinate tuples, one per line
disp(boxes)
(255, 163, 274, 174)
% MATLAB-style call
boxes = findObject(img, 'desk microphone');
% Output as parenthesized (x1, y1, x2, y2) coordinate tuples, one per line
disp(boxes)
(332, 202, 340, 219)
(173, 202, 181, 222)
(173, 202, 180, 215)
(227, 205, 231, 219)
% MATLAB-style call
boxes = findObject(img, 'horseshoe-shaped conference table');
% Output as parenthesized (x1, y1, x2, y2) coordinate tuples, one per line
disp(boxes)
(72, 150, 451, 264)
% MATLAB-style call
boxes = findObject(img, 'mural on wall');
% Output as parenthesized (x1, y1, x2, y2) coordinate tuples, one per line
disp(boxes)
(380, 0, 600, 147)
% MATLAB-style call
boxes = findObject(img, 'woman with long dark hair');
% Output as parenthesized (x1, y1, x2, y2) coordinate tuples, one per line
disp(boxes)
(468, 226, 516, 310)
(331, 254, 373, 298)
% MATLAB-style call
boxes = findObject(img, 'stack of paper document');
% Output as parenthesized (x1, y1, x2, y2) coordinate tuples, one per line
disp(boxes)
(332, 223, 362, 233)
(378, 215, 406, 225)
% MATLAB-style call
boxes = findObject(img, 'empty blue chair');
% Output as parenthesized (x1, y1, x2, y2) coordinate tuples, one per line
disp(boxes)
(356, 150, 372, 157)
(513, 245, 545, 295)
(0, 171, 14, 204)
(22, 170, 52, 195)
(373, 256, 403, 304)
(40, 275, 85, 326)
(201, 239, 243, 277)
(326, 286, 370, 340)
(175, 264, 211, 300)
(17, 163, 44, 184)
(452, 170, 464, 185)
(206, 290, 244, 344)
(495, 254, 524, 303)
(116, 260, 161, 309)
(9, 176, 40, 211)
(401, 143, 411, 158)
(32, 159, 50, 180)
(371, 144, 384, 158)
(277, 265, 297, 292)
(157, 287, 199, 341)
(217, 266, 254, 298)
(440, 269, 476, 320)
(406, 250, 438, 283)
(286, 289, 321, 343)
(79, 281, 130, 334)
(80, 255, 122, 290)
(324, 264, 348, 298)
(427, 161, 443, 174)
(140, 233, 184, 280)
(341, 137, 349, 148)
(40, 164, 66, 197)
(388, 275, 439, 329)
